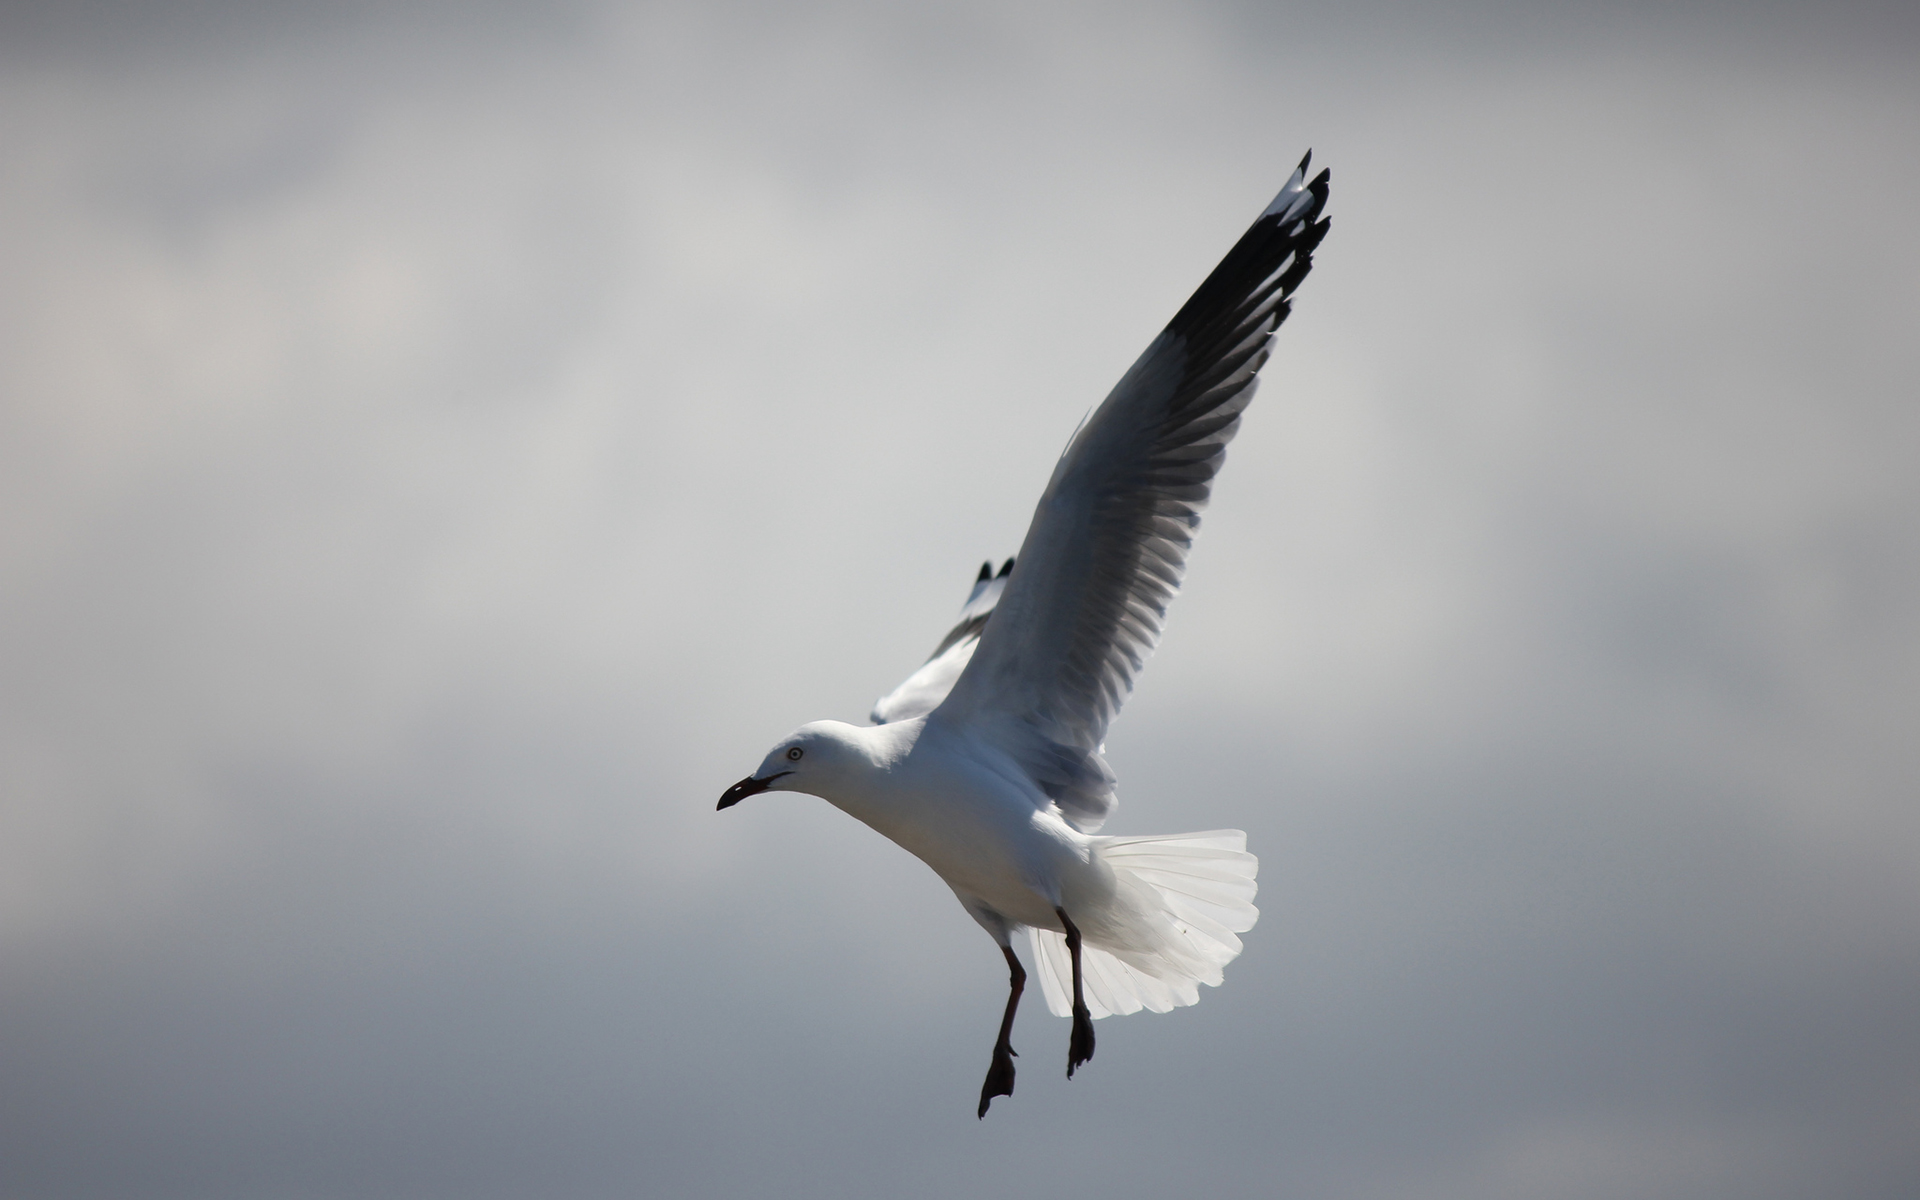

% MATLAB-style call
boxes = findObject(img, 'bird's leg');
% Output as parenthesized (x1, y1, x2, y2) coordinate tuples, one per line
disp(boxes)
(977, 944, 1025, 1119)
(1056, 906, 1096, 1078)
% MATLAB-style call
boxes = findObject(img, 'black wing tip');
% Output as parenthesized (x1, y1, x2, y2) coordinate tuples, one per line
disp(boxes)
(977, 561, 993, 583)
(1164, 159, 1330, 343)
(1297, 148, 1312, 173)
(998, 557, 1015, 578)
(1283, 166, 1332, 229)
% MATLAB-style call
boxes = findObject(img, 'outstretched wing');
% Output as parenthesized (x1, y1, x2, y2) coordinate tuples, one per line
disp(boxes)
(871, 558, 1015, 725)
(934, 154, 1331, 832)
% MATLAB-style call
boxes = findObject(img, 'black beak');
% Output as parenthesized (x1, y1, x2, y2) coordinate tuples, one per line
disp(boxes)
(717, 771, 790, 811)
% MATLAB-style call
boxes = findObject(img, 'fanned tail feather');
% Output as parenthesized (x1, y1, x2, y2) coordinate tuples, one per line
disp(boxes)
(1030, 830, 1258, 1019)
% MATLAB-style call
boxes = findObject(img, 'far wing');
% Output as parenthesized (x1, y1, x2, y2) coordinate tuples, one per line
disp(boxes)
(934, 155, 1331, 831)
(870, 558, 1014, 725)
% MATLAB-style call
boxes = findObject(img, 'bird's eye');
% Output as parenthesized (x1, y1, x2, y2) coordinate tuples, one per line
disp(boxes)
(787, 747, 804, 761)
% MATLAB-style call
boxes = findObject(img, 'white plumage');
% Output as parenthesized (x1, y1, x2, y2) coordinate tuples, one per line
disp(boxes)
(1030, 831, 1258, 1018)
(719, 154, 1330, 1116)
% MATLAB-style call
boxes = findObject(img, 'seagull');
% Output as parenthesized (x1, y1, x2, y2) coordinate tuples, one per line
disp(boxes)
(719, 154, 1331, 1117)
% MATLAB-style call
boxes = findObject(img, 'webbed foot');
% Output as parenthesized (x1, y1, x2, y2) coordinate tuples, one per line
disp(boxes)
(977, 1042, 1017, 1118)
(1067, 1005, 1095, 1078)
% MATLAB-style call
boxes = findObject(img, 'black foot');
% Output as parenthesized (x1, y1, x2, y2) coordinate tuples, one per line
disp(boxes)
(1067, 1005, 1096, 1078)
(977, 1043, 1017, 1119)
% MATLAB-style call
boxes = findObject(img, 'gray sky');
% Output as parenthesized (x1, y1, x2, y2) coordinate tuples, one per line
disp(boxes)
(2, 2, 1917, 1197)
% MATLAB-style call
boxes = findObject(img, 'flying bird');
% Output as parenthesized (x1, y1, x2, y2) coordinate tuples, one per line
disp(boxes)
(719, 154, 1331, 1117)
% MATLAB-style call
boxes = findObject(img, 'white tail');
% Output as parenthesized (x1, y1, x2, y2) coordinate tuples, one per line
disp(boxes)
(1030, 830, 1259, 1018)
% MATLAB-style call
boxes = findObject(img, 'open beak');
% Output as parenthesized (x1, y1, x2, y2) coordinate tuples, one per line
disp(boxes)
(717, 771, 790, 810)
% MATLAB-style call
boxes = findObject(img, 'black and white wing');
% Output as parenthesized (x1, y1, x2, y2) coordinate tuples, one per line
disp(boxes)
(933, 155, 1331, 832)
(870, 558, 1015, 725)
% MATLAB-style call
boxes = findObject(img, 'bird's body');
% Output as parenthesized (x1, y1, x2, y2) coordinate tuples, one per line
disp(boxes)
(812, 719, 1087, 932)
(751, 717, 1113, 935)
(742, 715, 1250, 981)
(719, 154, 1330, 1115)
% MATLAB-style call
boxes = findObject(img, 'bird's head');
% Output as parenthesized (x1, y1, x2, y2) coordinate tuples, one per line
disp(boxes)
(717, 720, 869, 810)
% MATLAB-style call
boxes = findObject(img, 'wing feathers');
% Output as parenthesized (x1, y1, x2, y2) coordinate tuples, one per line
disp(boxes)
(934, 158, 1330, 829)
(870, 558, 1017, 724)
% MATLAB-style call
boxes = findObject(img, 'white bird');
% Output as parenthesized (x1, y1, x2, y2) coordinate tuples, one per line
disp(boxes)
(719, 154, 1331, 1117)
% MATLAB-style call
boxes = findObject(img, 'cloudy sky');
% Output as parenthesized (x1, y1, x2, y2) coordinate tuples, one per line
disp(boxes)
(2, 2, 1916, 1197)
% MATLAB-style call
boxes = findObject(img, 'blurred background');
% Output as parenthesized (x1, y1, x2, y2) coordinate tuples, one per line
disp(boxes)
(2, 2, 1916, 1197)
